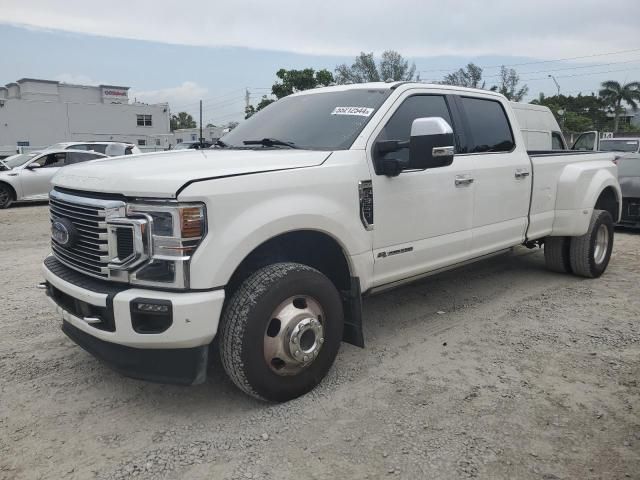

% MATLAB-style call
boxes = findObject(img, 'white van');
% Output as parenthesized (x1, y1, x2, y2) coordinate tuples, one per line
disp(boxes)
(511, 102, 567, 151)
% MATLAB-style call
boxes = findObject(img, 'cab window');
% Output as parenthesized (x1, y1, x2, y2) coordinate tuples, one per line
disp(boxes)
(65, 152, 104, 165)
(460, 97, 514, 153)
(31, 152, 66, 168)
(551, 132, 566, 150)
(375, 95, 456, 169)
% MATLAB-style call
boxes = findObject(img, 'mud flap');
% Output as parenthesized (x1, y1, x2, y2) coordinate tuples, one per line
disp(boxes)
(341, 277, 364, 348)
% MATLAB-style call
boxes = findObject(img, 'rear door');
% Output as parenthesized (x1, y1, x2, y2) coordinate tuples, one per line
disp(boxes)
(20, 152, 67, 199)
(456, 95, 533, 255)
(571, 131, 598, 151)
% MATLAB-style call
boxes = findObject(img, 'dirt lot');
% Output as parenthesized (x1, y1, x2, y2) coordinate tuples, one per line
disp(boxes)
(0, 203, 638, 480)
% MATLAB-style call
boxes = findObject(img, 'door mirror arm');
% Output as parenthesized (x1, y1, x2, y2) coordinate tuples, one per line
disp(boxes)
(381, 158, 409, 177)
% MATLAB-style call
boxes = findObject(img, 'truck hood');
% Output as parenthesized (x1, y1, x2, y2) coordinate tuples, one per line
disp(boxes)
(52, 149, 331, 198)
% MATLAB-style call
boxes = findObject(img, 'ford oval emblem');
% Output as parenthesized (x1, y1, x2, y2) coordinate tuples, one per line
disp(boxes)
(52, 221, 70, 245)
(52, 219, 77, 247)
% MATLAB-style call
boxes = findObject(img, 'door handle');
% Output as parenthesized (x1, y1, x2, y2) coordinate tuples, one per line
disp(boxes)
(455, 175, 474, 186)
(515, 169, 530, 179)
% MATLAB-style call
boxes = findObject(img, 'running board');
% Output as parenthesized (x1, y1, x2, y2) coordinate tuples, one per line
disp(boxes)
(365, 248, 512, 296)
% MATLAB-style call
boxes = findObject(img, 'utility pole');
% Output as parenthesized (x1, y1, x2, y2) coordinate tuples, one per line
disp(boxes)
(245, 88, 251, 110)
(548, 75, 560, 96)
(199, 99, 203, 145)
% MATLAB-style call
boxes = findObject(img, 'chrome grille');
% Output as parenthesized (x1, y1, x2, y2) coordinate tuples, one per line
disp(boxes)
(49, 190, 125, 279)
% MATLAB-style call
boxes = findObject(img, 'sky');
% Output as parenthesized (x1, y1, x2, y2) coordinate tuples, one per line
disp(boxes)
(1, 0, 640, 124)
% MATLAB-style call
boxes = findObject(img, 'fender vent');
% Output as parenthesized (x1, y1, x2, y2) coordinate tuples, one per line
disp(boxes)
(358, 180, 374, 230)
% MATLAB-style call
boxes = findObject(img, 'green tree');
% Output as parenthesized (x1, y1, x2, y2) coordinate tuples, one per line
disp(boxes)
(244, 95, 277, 119)
(442, 63, 485, 88)
(170, 112, 196, 131)
(245, 68, 334, 119)
(531, 93, 610, 133)
(492, 66, 528, 101)
(599, 80, 640, 132)
(206, 123, 216, 128)
(334, 50, 416, 84)
(563, 112, 593, 132)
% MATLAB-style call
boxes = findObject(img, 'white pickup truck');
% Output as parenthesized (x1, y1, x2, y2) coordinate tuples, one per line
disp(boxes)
(42, 82, 621, 402)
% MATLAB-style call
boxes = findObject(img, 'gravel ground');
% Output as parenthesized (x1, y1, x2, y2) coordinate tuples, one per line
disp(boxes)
(0, 203, 639, 480)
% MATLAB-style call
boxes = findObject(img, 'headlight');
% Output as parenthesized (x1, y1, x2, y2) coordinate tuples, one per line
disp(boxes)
(124, 202, 207, 289)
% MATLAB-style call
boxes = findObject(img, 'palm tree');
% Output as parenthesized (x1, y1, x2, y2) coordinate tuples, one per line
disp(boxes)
(599, 80, 640, 132)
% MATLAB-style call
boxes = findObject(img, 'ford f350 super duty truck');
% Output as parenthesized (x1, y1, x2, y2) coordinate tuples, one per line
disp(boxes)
(41, 82, 621, 402)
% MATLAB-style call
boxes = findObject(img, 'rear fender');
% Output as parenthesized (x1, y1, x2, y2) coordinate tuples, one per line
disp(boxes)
(552, 162, 621, 236)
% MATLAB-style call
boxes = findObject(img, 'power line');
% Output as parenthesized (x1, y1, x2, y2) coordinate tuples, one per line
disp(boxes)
(417, 47, 640, 75)
(170, 88, 246, 111)
(480, 58, 640, 80)
(521, 66, 640, 82)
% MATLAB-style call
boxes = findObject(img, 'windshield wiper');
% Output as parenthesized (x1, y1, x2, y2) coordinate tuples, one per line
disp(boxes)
(243, 138, 299, 149)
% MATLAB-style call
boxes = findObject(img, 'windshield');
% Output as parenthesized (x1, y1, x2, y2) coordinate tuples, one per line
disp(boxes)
(221, 89, 391, 150)
(2, 153, 38, 169)
(600, 140, 639, 152)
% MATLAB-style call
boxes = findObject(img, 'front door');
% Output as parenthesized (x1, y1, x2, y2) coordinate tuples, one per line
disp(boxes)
(20, 152, 67, 199)
(571, 131, 598, 151)
(367, 92, 475, 288)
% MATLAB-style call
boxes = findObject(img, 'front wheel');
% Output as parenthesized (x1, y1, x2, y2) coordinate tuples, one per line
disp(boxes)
(219, 262, 344, 402)
(0, 183, 13, 209)
(569, 209, 614, 278)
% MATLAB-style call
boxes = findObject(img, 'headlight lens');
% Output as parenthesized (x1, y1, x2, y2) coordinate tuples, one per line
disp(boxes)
(125, 202, 206, 288)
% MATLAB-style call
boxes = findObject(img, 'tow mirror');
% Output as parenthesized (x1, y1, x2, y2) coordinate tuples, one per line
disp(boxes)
(408, 117, 455, 169)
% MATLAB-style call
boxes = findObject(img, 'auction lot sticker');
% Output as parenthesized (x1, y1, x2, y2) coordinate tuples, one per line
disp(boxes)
(331, 106, 374, 116)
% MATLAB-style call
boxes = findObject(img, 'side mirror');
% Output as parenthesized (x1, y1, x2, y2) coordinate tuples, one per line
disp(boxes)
(25, 163, 41, 170)
(408, 117, 455, 169)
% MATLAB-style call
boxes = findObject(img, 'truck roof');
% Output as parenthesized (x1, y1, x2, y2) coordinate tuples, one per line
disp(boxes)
(289, 81, 507, 100)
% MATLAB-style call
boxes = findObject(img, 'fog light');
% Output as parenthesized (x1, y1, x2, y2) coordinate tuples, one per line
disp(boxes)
(131, 298, 173, 334)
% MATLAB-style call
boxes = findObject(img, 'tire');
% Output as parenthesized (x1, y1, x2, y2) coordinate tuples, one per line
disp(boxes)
(569, 209, 614, 278)
(544, 236, 572, 273)
(219, 262, 343, 402)
(0, 183, 13, 209)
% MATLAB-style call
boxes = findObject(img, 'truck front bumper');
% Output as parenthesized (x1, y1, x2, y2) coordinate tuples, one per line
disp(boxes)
(42, 256, 225, 385)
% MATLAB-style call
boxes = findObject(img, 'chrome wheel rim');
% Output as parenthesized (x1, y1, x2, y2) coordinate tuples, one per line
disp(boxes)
(593, 224, 609, 265)
(264, 295, 325, 376)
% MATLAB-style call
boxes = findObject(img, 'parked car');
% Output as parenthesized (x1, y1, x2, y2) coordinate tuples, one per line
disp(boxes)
(173, 141, 213, 150)
(571, 132, 640, 153)
(511, 102, 567, 150)
(46, 141, 141, 156)
(0, 149, 107, 208)
(42, 82, 620, 402)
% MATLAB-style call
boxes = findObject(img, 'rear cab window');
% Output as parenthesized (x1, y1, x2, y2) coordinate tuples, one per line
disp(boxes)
(459, 97, 515, 153)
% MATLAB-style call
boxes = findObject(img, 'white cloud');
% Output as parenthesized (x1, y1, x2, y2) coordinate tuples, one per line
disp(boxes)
(2, 0, 639, 59)
(130, 81, 208, 109)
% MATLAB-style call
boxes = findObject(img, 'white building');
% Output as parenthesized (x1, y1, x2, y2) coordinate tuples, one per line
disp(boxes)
(0, 78, 171, 156)
(172, 126, 226, 147)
